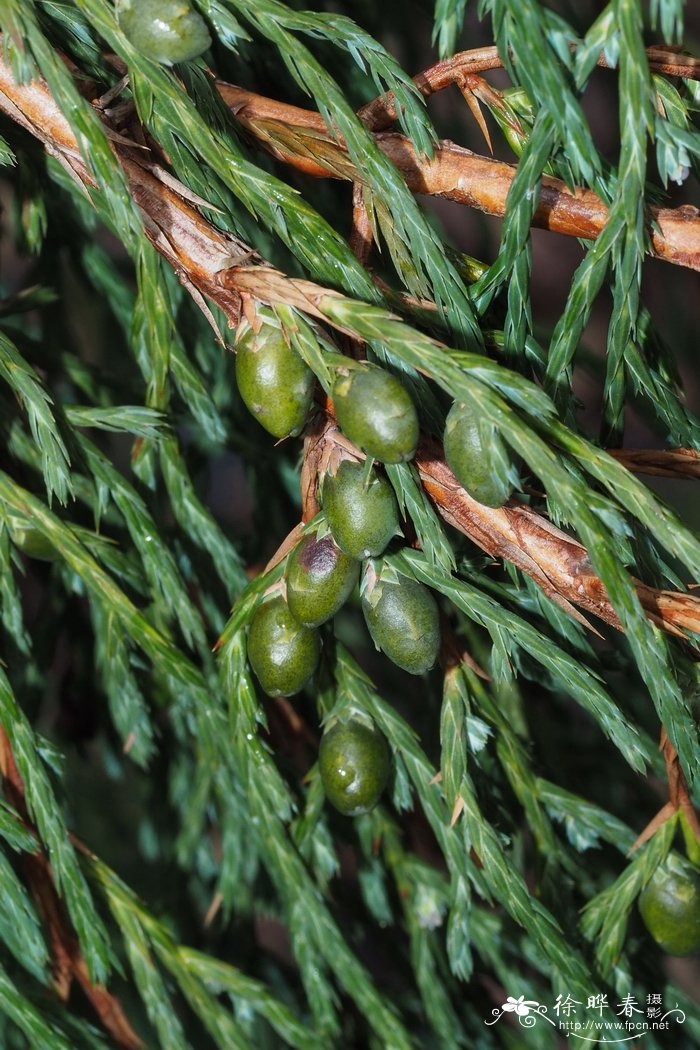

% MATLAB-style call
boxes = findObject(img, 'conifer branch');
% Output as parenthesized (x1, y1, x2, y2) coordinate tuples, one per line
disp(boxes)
(220, 81, 700, 272)
(356, 43, 700, 130)
(2, 48, 699, 273)
(303, 421, 700, 638)
(4, 3, 700, 1042)
(2, 56, 699, 641)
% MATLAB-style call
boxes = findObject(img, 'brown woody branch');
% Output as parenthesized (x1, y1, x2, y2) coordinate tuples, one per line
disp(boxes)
(1, 54, 700, 641)
(356, 43, 700, 130)
(220, 80, 700, 271)
(416, 439, 700, 639)
(0, 60, 252, 326)
(0, 729, 143, 1049)
(300, 413, 700, 639)
(3, 43, 699, 272)
(628, 727, 700, 854)
(609, 447, 700, 479)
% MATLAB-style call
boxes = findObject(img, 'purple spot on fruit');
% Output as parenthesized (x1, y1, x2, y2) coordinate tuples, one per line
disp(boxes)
(299, 534, 338, 574)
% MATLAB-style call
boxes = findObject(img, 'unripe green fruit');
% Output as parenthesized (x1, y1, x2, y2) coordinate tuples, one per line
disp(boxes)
(362, 572, 440, 675)
(7, 518, 55, 561)
(322, 460, 400, 559)
(286, 533, 359, 628)
(116, 0, 211, 65)
(247, 595, 320, 697)
(443, 401, 514, 508)
(638, 854, 700, 956)
(235, 323, 314, 438)
(319, 718, 391, 816)
(332, 365, 419, 463)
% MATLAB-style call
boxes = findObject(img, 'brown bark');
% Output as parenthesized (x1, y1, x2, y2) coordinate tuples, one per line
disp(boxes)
(356, 44, 700, 130)
(416, 437, 700, 639)
(1, 52, 700, 641)
(609, 447, 700, 479)
(3, 47, 700, 274)
(0, 61, 249, 329)
(221, 82, 700, 271)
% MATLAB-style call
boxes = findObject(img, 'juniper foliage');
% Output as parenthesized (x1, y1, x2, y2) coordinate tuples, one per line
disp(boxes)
(0, 0, 699, 1047)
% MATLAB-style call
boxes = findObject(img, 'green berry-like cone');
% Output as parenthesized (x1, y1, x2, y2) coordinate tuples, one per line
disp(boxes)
(116, 0, 211, 65)
(319, 719, 391, 816)
(8, 519, 55, 561)
(362, 573, 440, 675)
(247, 596, 321, 697)
(235, 323, 314, 438)
(322, 460, 400, 559)
(443, 401, 514, 508)
(638, 853, 700, 956)
(286, 533, 359, 627)
(333, 365, 419, 463)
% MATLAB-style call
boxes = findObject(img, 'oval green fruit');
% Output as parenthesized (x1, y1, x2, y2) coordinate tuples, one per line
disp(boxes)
(7, 517, 55, 561)
(116, 0, 211, 65)
(333, 364, 419, 463)
(247, 595, 320, 697)
(638, 853, 700, 956)
(235, 323, 315, 438)
(362, 572, 440, 675)
(319, 718, 391, 816)
(286, 533, 359, 628)
(444, 401, 514, 508)
(322, 460, 400, 559)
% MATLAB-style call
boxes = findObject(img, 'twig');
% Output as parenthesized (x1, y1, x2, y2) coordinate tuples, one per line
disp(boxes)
(356, 44, 700, 131)
(358, 45, 504, 130)
(609, 447, 700, 479)
(2, 49, 699, 275)
(2, 56, 700, 641)
(0, 729, 143, 1049)
(628, 727, 700, 854)
(349, 182, 374, 267)
(220, 82, 700, 272)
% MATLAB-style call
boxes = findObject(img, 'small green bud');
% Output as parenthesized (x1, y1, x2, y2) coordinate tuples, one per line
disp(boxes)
(333, 364, 419, 463)
(247, 595, 320, 697)
(319, 717, 391, 816)
(235, 322, 315, 438)
(322, 460, 400, 559)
